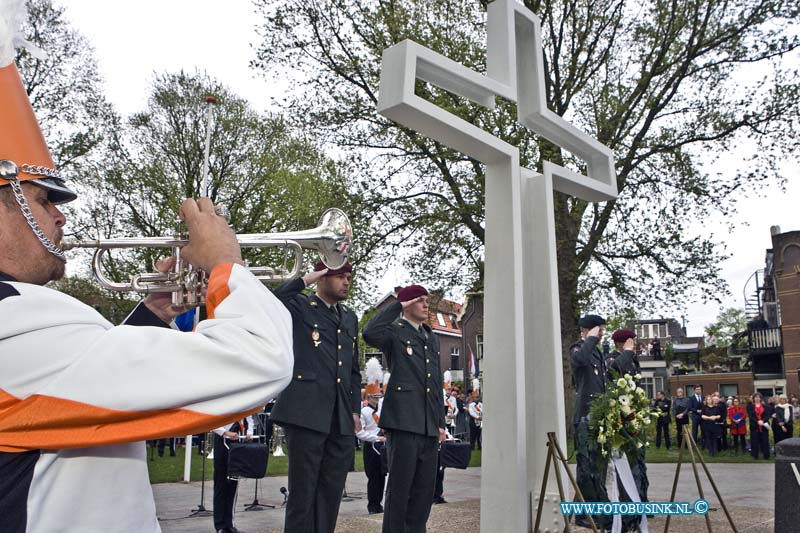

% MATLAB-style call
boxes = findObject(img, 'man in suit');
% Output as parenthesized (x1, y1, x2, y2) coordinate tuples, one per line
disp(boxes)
(569, 314, 611, 531)
(213, 416, 255, 533)
(689, 386, 704, 444)
(363, 285, 446, 533)
(270, 262, 361, 533)
(672, 387, 691, 449)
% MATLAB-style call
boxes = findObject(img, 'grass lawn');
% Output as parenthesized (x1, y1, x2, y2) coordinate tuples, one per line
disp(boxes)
(564, 425, 778, 464)
(148, 444, 483, 484)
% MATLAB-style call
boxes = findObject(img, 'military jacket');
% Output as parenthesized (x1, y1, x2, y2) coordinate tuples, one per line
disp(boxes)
(362, 301, 445, 437)
(606, 349, 639, 380)
(569, 336, 607, 424)
(270, 278, 361, 435)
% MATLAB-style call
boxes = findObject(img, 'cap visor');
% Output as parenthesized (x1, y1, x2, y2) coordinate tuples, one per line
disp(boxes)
(32, 177, 77, 204)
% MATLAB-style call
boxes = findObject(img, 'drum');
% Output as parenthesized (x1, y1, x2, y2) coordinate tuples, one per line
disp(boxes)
(439, 441, 471, 469)
(227, 442, 269, 479)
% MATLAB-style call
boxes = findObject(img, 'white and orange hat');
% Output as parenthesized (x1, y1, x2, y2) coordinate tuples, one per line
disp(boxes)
(364, 357, 383, 397)
(0, 4, 76, 204)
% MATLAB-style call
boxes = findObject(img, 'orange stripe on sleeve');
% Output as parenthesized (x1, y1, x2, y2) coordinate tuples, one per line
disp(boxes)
(205, 262, 235, 319)
(0, 389, 262, 453)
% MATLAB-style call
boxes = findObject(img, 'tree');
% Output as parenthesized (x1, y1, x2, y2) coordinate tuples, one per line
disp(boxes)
(705, 307, 747, 347)
(17, 0, 118, 174)
(252, 0, 800, 421)
(69, 72, 370, 301)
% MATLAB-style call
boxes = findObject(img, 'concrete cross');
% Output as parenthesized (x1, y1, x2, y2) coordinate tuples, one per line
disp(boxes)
(377, 1, 617, 531)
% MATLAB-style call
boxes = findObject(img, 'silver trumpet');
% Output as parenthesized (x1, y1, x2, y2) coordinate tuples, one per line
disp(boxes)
(61, 207, 353, 307)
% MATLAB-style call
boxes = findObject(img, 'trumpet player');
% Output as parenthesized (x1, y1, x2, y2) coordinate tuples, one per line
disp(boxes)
(269, 261, 361, 533)
(0, 30, 294, 533)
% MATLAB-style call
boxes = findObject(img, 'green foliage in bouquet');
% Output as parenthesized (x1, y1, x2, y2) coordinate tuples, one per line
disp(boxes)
(588, 371, 662, 460)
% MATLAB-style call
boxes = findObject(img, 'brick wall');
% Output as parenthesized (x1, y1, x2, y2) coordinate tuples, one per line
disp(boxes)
(773, 231, 800, 397)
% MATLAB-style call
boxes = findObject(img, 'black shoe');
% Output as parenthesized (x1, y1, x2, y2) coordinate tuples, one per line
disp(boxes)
(433, 497, 447, 504)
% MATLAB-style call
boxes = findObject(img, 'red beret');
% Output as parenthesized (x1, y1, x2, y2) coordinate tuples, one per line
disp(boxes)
(397, 284, 428, 302)
(612, 329, 637, 343)
(314, 261, 352, 277)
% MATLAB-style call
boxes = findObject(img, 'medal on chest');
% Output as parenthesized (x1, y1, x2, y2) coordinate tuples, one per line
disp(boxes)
(312, 326, 321, 347)
(406, 341, 413, 356)
(594, 367, 599, 376)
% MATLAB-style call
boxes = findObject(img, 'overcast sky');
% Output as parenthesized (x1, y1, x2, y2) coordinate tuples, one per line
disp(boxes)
(63, 0, 798, 337)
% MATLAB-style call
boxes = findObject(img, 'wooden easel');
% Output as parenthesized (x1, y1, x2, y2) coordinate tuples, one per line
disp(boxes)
(663, 425, 738, 533)
(532, 431, 599, 533)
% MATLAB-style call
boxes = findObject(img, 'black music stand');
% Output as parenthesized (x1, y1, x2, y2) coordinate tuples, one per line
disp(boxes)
(189, 434, 213, 518)
(244, 477, 275, 511)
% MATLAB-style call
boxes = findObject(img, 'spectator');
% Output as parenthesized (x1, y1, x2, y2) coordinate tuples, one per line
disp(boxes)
(775, 395, 794, 444)
(672, 388, 690, 449)
(700, 395, 721, 456)
(727, 398, 747, 454)
(747, 393, 770, 459)
(653, 391, 671, 449)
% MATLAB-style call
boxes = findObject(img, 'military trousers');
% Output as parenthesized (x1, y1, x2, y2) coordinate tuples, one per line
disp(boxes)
(574, 418, 611, 529)
(283, 423, 354, 533)
(382, 430, 438, 533)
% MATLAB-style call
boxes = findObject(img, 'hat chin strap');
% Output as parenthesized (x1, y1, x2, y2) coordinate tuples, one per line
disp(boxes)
(8, 178, 66, 262)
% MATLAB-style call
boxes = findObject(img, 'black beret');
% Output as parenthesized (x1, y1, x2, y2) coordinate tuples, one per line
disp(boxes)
(578, 314, 606, 329)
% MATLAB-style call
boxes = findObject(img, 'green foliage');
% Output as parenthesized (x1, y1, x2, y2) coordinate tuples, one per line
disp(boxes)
(705, 307, 748, 347)
(251, 0, 800, 334)
(47, 276, 137, 323)
(68, 71, 370, 301)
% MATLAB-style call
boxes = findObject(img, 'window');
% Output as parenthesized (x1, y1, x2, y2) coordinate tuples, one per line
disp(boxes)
(450, 347, 461, 370)
(639, 377, 655, 399)
(719, 384, 738, 398)
(476, 335, 484, 360)
(436, 313, 446, 327)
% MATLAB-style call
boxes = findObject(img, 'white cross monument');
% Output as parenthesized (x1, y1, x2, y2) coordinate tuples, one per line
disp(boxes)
(377, 1, 618, 531)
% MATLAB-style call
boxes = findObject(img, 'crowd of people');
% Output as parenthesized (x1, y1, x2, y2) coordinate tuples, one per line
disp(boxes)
(663, 386, 796, 459)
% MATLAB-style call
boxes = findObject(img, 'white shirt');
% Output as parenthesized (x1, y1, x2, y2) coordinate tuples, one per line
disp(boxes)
(356, 404, 382, 443)
(214, 415, 255, 438)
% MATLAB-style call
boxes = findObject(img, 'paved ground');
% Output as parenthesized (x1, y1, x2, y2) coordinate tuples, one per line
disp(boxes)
(154, 463, 773, 532)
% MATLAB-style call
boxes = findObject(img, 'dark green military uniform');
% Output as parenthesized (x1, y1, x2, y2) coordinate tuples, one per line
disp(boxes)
(606, 349, 648, 532)
(569, 335, 611, 529)
(270, 277, 361, 533)
(362, 300, 444, 533)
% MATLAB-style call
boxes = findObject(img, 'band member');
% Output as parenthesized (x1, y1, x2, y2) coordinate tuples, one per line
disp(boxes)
(0, 23, 293, 532)
(357, 357, 387, 515)
(467, 396, 483, 450)
(270, 262, 361, 533)
(363, 285, 446, 533)
(213, 416, 254, 533)
(568, 314, 610, 530)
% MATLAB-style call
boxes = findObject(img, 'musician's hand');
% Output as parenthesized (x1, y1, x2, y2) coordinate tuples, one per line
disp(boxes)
(142, 257, 195, 323)
(245, 435, 253, 442)
(623, 338, 636, 351)
(353, 414, 362, 433)
(376, 435, 386, 443)
(180, 197, 243, 272)
(223, 431, 239, 439)
(303, 268, 329, 287)
(438, 427, 446, 443)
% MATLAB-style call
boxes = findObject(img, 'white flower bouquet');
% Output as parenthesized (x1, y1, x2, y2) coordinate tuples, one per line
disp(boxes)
(588, 371, 662, 458)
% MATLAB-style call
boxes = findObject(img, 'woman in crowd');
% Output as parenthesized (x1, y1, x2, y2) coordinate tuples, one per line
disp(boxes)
(775, 395, 794, 444)
(727, 397, 747, 454)
(701, 395, 721, 457)
(747, 393, 771, 459)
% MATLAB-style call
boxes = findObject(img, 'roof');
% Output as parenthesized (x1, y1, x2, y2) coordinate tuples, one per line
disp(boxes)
(428, 297, 463, 337)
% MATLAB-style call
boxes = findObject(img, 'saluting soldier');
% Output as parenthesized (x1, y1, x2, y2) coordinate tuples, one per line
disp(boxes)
(362, 285, 446, 533)
(608, 328, 649, 533)
(569, 314, 611, 531)
(270, 262, 361, 533)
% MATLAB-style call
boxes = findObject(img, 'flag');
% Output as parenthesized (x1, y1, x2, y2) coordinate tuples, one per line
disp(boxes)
(468, 344, 479, 378)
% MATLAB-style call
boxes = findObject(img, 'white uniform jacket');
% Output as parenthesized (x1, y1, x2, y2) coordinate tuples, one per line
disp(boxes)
(0, 263, 293, 533)
(356, 404, 382, 443)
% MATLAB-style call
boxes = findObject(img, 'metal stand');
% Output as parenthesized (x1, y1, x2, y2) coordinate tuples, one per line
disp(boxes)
(188, 432, 213, 517)
(532, 432, 598, 533)
(663, 426, 738, 533)
(244, 478, 275, 511)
